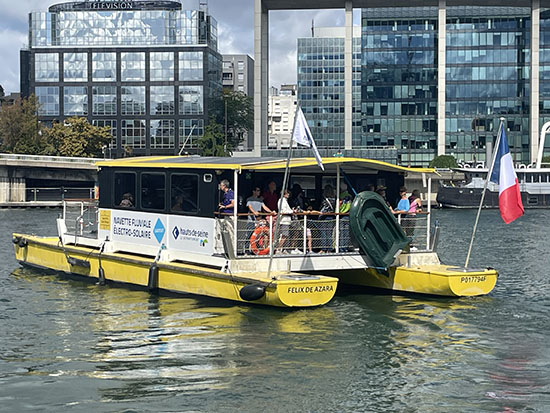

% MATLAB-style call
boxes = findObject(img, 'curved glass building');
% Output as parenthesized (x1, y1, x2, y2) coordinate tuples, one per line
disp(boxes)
(21, 0, 222, 157)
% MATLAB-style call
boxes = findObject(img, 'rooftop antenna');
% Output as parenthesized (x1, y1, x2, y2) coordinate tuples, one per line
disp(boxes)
(311, 19, 315, 37)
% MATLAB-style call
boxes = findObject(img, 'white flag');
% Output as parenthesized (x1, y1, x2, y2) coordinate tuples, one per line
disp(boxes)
(292, 107, 324, 171)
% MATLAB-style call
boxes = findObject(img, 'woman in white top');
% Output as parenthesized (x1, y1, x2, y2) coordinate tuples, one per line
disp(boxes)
(276, 189, 293, 253)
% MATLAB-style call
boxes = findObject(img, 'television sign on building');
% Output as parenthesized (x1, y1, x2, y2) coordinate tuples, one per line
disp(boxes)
(21, 0, 222, 157)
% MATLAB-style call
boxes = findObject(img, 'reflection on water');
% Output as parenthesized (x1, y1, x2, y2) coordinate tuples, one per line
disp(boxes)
(1, 208, 550, 411)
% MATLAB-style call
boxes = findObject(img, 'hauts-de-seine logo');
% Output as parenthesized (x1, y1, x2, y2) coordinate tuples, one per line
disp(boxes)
(153, 219, 166, 243)
(171, 226, 209, 247)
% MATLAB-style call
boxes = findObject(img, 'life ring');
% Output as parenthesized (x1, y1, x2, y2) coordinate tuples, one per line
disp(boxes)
(250, 226, 270, 255)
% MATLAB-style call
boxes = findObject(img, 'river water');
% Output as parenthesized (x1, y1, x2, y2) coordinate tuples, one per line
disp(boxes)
(0, 208, 549, 412)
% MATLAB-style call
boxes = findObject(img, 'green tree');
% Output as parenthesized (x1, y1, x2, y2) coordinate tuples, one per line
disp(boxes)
(0, 85, 4, 97)
(198, 116, 231, 156)
(210, 90, 253, 148)
(45, 117, 113, 157)
(0, 95, 46, 154)
(429, 154, 458, 168)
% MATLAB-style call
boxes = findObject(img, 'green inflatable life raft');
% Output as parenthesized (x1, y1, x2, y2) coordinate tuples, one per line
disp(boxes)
(349, 191, 410, 269)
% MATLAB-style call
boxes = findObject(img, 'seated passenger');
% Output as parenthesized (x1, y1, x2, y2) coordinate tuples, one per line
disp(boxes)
(119, 193, 133, 207)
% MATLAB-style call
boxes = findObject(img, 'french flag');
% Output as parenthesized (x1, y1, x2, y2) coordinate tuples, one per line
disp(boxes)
(489, 123, 524, 224)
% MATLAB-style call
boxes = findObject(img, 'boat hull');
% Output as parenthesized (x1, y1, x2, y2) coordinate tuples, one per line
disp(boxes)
(325, 264, 497, 297)
(12, 234, 338, 308)
(437, 186, 550, 209)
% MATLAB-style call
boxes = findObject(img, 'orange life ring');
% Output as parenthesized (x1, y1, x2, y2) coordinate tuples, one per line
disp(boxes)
(250, 225, 270, 255)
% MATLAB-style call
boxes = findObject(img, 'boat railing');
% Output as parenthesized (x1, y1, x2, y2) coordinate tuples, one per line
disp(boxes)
(62, 200, 99, 240)
(219, 210, 432, 257)
(395, 212, 430, 251)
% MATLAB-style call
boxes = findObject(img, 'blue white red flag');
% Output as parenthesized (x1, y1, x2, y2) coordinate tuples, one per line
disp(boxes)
(489, 123, 524, 224)
(292, 107, 324, 171)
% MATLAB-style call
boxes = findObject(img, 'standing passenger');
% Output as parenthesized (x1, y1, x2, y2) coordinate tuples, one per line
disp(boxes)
(218, 179, 234, 214)
(262, 180, 279, 212)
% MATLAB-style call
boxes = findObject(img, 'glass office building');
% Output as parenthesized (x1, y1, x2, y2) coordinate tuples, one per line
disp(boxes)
(21, 0, 222, 157)
(362, 6, 535, 165)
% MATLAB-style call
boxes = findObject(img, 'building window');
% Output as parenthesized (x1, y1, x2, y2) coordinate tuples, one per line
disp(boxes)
(150, 52, 174, 81)
(35, 53, 59, 82)
(150, 119, 175, 149)
(179, 119, 204, 148)
(35, 86, 59, 116)
(237, 73, 244, 82)
(179, 85, 203, 114)
(237, 85, 244, 92)
(238, 61, 244, 70)
(121, 119, 146, 149)
(121, 86, 146, 115)
(150, 86, 175, 115)
(64, 52, 88, 82)
(114, 172, 136, 208)
(171, 174, 199, 213)
(92, 52, 116, 81)
(64, 86, 88, 116)
(141, 173, 165, 210)
(121, 52, 145, 81)
(179, 51, 203, 81)
(93, 119, 117, 139)
(92, 86, 117, 116)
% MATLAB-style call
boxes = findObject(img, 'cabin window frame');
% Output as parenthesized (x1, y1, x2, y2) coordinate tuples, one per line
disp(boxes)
(140, 172, 167, 212)
(169, 172, 200, 215)
(113, 171, 137, 209)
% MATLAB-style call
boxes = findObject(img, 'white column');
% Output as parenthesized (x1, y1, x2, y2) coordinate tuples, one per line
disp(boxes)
(437, 0, 447, 156)
(344, 0, 353, 150)
(531, 0, 541, 164)
(254, 0, 269, 156)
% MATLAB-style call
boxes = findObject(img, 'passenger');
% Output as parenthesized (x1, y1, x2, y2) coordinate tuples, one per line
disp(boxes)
(408, 189, 422, 214)
(375, 185, 394, 213)
(262, 180, 279, 212)
(367, 183, 375, 192)
(119, 193, 133, 207)
(289, 183, 306, 211)
(317, 185, 336, 253)
(395, 188, 410, 214)
(338, 183, 352, 251)
(218, 179, 234, 214)
(338, 182, 352, 213)
(172, 195, 184, 211)
(276, 189, 293, 254)
(246, 187, 273, 222)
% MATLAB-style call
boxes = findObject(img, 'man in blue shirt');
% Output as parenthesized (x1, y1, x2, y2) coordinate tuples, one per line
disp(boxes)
(218, 179, 234, 214)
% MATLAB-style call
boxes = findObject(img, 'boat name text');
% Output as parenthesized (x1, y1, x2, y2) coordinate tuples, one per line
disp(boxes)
(287, 285, 334, 294)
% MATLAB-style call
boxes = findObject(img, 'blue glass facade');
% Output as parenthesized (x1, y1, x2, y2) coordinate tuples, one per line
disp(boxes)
(22, 1, 222, 157)
(297, 35, 361, 149)
(361, 8, 438, 165)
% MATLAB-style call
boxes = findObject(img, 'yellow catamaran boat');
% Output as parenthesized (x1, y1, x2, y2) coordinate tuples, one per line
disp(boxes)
(12, 156, 497, 306)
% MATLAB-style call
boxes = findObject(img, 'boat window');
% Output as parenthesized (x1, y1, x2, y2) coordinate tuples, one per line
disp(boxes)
(171, 174, 199, 213)
(114, 172, 136, 208)
(141, 173, 165, 211)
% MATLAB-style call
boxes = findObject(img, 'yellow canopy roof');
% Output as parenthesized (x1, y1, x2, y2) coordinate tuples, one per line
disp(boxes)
(97, 156, 435, 175)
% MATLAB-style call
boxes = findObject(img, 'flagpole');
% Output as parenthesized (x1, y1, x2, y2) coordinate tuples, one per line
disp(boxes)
(266, 105, 299, 279)
(464, 117, 505, 268)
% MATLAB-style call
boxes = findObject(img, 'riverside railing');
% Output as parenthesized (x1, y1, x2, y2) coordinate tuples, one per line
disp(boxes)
(26, 187, 96, 202)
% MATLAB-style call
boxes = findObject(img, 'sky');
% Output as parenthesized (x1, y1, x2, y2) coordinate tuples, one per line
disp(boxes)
(0, 0, 360, 95)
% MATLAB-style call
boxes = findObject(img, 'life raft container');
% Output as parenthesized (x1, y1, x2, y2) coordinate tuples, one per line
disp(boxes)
(250, 225, 271, 255)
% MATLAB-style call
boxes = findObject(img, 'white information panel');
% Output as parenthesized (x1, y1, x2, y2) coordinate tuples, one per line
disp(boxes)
(103, 209, 168, 247)
(167, 215, 215, 255)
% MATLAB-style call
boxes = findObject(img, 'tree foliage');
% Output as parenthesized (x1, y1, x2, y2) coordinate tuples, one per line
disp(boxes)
(0, 95, 46, 154)
(209, 89, 253, 148)
(45, 117, 113, 157)
(198, 116, 231, 156)
(429, 154, 458, 168)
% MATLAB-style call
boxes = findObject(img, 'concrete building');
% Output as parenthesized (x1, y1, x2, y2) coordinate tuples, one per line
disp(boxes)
(222, 54, 254, 96)
(268, 85, 297, 148)
(21, 0, 222, 158)
(255, 0, 550, 166)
